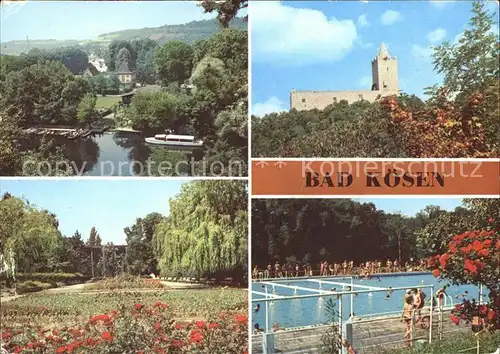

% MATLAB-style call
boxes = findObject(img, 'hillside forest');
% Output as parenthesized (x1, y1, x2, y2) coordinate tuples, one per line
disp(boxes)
(252, 2, 499, 159)
(0, 1, 248, 176)
(0, 180, 248, 282)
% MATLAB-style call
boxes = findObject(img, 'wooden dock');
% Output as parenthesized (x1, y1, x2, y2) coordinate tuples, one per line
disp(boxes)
(23, 126, 109, 139)
(251, 310, 471, 353)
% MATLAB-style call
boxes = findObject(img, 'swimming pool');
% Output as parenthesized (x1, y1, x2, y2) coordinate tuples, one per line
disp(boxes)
(251, 273, 481, 329)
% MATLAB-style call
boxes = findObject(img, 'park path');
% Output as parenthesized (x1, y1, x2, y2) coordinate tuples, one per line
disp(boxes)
(1, 281, 221, 304)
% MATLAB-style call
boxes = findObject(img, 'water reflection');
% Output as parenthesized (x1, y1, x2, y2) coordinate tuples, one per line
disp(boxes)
(55, 132, 201, 176)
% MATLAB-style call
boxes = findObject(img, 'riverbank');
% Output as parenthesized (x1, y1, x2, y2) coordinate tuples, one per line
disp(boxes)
(23, 125, 109, 139)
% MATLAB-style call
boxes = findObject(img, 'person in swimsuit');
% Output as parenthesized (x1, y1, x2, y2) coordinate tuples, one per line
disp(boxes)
(403, 295, 414, 346)
(436, 288, 446, 307)
(265, 264, 271, 278)
(252, 265, 259, 279)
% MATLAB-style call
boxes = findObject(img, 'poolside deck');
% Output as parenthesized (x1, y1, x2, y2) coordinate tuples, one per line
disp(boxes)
(251, 310, 470, 353)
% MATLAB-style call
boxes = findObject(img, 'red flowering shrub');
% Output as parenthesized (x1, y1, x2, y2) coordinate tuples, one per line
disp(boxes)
(0, 301, 248, 353)
(428, 219, 499, 330)
(381, 90, 495, 158)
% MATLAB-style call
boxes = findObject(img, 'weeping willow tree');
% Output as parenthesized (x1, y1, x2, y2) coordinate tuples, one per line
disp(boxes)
(0, 195, 63, 274)
(156, 180, 247, 279)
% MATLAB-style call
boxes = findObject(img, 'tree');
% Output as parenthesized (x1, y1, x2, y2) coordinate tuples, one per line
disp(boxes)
(124, 213, 164, 275)
(115, 47, 132, 71)
(124, 91, 180, 132)
(106, 41, 135, 72)
(154, 41, 194, 85)
(136, 49, 157, 86)
(87, 227, 102, 247)
(0, 196, 63, 273)
(432, 2, 499, 100)
(199, 0, 248, 28)
(98, 242, 125, 277)
(156, 180, 247, 279)
(49, 47, 89, 74)
(77, 93, 97, 128)
(428, 218, 499, 330)
(0, 61, 89, 127)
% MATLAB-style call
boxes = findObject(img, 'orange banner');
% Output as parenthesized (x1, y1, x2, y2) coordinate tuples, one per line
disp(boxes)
(252, 160, 500, 196)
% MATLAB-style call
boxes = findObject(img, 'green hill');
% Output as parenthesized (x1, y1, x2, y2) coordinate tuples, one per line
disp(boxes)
(1, 18, 247, 55)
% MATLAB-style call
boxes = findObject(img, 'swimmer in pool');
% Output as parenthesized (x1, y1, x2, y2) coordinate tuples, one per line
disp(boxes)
(254, 304, 260, 312)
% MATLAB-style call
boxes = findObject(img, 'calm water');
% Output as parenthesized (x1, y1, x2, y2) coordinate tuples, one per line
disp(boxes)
(57, 132, 202, 176)
(251, 273, 481, 329)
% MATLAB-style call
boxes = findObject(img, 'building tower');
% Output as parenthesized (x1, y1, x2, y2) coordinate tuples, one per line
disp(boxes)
(371, 43, 399, 92)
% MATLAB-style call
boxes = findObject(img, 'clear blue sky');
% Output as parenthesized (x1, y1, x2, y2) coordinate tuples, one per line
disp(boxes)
(0, 179, 188, 244)
(356, 198, 463, 217)
(0, 1, 218, 42)
(251, 0, 499, 116)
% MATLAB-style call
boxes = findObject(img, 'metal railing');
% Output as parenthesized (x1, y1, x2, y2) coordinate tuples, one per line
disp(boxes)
(252, 282, 437, 354)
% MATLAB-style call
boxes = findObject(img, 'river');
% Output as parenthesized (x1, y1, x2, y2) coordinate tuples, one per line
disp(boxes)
(57, 132, 203, 176)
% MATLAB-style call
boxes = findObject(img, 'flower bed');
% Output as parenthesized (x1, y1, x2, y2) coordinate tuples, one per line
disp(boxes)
(85, 274, 164, 290)
(1, 289, 246, 328)
(1, 301, 248, 353)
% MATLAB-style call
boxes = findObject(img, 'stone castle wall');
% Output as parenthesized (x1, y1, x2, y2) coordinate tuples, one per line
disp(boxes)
(290, 90, 399, 111)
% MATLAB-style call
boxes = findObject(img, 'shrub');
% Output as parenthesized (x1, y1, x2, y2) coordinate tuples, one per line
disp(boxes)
(16, 281, 54, 294)
(85, 274, 164, 291)
(11, 273, 90, 285)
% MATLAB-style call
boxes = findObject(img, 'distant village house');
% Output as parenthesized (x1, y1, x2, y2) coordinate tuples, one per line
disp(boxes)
(88, 53, 108, 73)
(115, 61, 135, 84)
(82, 63, 99, 77)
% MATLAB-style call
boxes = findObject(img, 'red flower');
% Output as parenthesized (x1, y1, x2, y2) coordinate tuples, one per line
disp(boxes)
(478, 249, 489, 257)
(134, 303, 143, 310)
(488, 217, 494, 224)
(174, 323, 182, 330)
(449, 242, 457, 254)
(483, 239, 492, 248)
(196, 320, 206, 329)
(487, 309, 496, 321)
(464, 259, 478, 273)
(153, 301, 166, 308)
(432, 269, 440, 277)
(171, 339, 185, 348)
(234, 314, 248, 324)
(101, 331, 113, 341)
(153, 323, 161, 330)
(472, 240, 483, 252)
(89, 314, 110, 324)
(461, 244, 473, 255)
(479, 305, 488, 315)
(190, 330, 204, 344)
(1, 332, 12, 340)
(56, 346, 67, 353)
(450, 314, 460, 325)
(208, 322, 219, 330)
(439, 254, 450, 268)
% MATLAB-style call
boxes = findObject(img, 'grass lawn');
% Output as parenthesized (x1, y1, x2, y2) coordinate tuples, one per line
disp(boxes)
(95, 95, 121, 109)
(1, 288, 247, 328)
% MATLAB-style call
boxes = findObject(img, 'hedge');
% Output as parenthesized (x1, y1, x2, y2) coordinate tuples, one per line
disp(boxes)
(16, 281, 54, 294)
(4, 272, 91, 285)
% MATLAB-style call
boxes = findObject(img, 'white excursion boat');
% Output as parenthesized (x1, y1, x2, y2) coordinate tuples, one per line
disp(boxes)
(145, 134, 204, 148)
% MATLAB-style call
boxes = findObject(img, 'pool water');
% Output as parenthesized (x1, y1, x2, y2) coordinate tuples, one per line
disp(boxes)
(251, 273, 481, 329)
